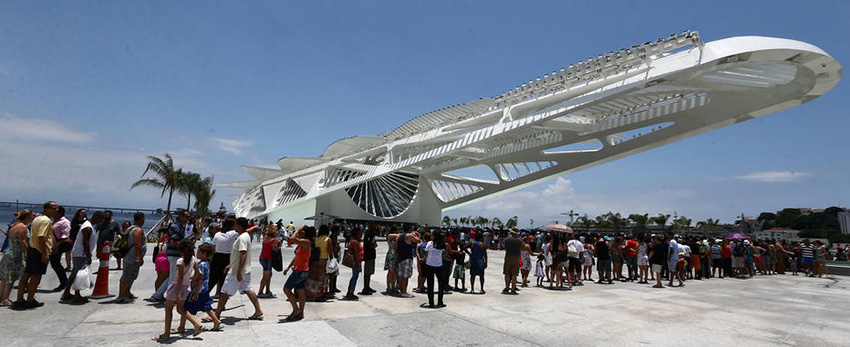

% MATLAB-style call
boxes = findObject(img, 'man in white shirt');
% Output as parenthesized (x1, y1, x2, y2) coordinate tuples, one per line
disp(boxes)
(566, 234, 585, 285)
(215, 217, 263, 320)
(61, 211, 102, 304)
(210, 219, 239, 297)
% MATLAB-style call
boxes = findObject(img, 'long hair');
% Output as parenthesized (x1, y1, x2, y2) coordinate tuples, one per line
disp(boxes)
(13, 209, 34, 226)
(178, 240, 195, 268)
(432, 231, 446, 250)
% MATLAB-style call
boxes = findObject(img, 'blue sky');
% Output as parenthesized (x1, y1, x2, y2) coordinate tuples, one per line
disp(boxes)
(0, 1, 847, 227)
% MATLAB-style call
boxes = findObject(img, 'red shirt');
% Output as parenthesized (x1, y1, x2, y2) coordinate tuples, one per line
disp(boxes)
(625, 240, 638, 257)
(721, 245, 732, 258)
(260, 236, 275, 260)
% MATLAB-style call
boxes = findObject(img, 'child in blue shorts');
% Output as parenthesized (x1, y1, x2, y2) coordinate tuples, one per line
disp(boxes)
(182, 243, 222, 332)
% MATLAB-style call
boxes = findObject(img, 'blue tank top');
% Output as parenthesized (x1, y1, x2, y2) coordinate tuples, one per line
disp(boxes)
(471, 241, 484, 260)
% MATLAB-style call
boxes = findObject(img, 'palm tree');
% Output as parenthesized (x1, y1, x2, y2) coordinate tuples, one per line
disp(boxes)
(628, 213, 650, 232)
(452, 218, 458, 226)
(696, 218, 719, 234)
(609, 212, 628, 233)
(179, 171, 202, 211)
(193, 175, 216, 216)
(505, 216, 518, 230)
(577, 214, 594, 233)
(673, 216, 692, 233)
(131, 153, 182, 215)
(491, 217, 502, 229)
(442, 215, 452, 226)
(652, 213, 671, 233)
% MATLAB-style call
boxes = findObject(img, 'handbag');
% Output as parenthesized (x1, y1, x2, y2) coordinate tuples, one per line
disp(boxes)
(271, 246, 283, 272)
(341, 249, 355, 268)
(326, 257, 340, 273)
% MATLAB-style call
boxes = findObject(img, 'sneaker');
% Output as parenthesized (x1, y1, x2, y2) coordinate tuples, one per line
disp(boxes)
(502, 288, 510, 294)
(10, 300, 26, 310)
(25, 300, 45, 309)
(398, 293, 414, 298)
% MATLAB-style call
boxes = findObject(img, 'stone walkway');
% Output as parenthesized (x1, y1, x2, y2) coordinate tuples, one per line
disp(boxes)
(3, 241, 848, 346)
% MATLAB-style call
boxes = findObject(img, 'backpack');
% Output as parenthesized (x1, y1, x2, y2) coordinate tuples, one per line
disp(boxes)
(567, 242, 579, 258)
(112, 226, 135, 259)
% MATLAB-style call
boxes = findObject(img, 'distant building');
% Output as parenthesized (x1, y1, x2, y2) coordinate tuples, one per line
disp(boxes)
(753, 228, 800, 241)
(839, 211, 850, 235)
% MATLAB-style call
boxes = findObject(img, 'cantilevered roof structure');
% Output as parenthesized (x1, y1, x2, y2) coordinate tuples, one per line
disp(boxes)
(227, 31, 841, 225)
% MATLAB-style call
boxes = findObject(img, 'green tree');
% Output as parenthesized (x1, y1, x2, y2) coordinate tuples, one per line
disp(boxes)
(696, 218, 719, 233)
(505, 216, 518, 229)
(130, 153, 182, 215)
(192, 175, 216, 216)
(652, 213, 670, 233)
(628, 213, 650, 232)
(577, 214, 594, 233)
(179, 171, 202, 211)
(442, 215, 452, 226)
(491, 217, 502, 229)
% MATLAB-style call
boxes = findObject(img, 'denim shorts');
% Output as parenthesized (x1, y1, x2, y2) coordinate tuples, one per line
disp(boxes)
(284, 270, 308, 290)
(259, 258, 272, 272)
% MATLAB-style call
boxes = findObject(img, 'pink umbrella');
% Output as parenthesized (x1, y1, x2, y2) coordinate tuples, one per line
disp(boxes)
(725, 233, 749, 239)
(545, 224, 574, 233)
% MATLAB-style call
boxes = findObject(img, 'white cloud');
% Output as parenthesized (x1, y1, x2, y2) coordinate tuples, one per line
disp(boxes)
(0, 113, 94, 143)
(212, 138, 253, 155)
(721, 171, 810, 183)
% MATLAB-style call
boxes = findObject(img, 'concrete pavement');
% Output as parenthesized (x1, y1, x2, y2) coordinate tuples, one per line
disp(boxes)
(2, 241, 849, 346)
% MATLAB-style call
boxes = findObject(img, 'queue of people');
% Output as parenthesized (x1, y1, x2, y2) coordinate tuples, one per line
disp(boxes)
(0, 202, 838, 342)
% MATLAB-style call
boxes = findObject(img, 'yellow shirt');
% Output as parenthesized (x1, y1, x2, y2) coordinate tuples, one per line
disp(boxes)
(30, 215, 54, 254)
(316, 235, 329, 259)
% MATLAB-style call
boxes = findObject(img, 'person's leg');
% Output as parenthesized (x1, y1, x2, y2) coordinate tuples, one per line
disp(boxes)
(521, 269, 529, 287)
(214, 294, 229, 319)
(245, 290, 263, 317)
(65, 250, 71, 270)
(296, 288, 306, 316)
(347, 266, 359, 296)
(469, 274, 476, 293)
(436, 266, 446, 306)
(160, 301, 175, 339)
(49, 252, 67, 289)
(425, 265, 435, 306)
(26, 274, 42, 302)
(153, 256, 179, 299)
(284, 287, 298, 314)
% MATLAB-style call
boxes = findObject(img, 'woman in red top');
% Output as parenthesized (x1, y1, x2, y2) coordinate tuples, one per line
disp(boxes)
(258, 226, 280, 298)
(344, 227, 363, 300)
(283, 226, 314, 322)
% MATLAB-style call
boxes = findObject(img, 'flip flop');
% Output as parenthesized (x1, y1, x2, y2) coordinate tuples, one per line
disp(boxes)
(248, 315, 264, 320)
(152, 334, 170, 342)
(210, 325, 224, 332)
(201, 317, 214, 323)
(170, 329, 185, 335)
(193, 326, 207, 337)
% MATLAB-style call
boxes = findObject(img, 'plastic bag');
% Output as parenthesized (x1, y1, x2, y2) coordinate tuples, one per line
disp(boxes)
(326, 257, 339, 273)
(72, 266, 92, 291)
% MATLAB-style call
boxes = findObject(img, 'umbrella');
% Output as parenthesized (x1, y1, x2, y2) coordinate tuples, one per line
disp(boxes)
(725, 233, 749, 239)
(304, 212, 340, 224)
(544, 224, 574, 233)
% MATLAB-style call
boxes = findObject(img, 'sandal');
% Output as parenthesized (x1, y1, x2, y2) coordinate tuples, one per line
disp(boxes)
(210, 325, 224, 332)
(247, 314, 264, 320)
(152, 334, 170, 342)
(201, 317, 214, 323)
(170, 329, 185, 335)
(193, 326, 207, 337)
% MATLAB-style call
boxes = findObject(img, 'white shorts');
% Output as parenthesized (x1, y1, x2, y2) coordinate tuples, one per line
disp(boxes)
(651, 264, 662, 274)
(222, 272, 252, 296)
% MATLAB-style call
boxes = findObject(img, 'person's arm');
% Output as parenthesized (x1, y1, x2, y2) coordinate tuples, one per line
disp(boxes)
(191, 262, 201, 301)
(133, 227, 144, 266)
(175, 262, 185, 301)
(82, 226, 93, 264)
(482, 244, 488, 266)
(283, 256, 296, 275)
(36, 221, 50, 263)
(237, 250, 247, 282)
(272, 239, 280, 252)
(326, 237, 334, 259)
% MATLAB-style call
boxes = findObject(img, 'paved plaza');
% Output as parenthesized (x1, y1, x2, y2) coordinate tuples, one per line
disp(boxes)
(3, 241, 849, 347)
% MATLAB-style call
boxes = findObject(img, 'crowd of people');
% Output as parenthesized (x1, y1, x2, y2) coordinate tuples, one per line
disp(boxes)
(0, 201, 838, 342)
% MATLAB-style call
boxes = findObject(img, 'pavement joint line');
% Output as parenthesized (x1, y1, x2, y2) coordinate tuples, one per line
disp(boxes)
(778, 277, 840, 345)
(437, 304, 544, 347)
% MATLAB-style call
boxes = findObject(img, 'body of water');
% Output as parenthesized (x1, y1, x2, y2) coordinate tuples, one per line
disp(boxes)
(0, 205, 166, 246)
